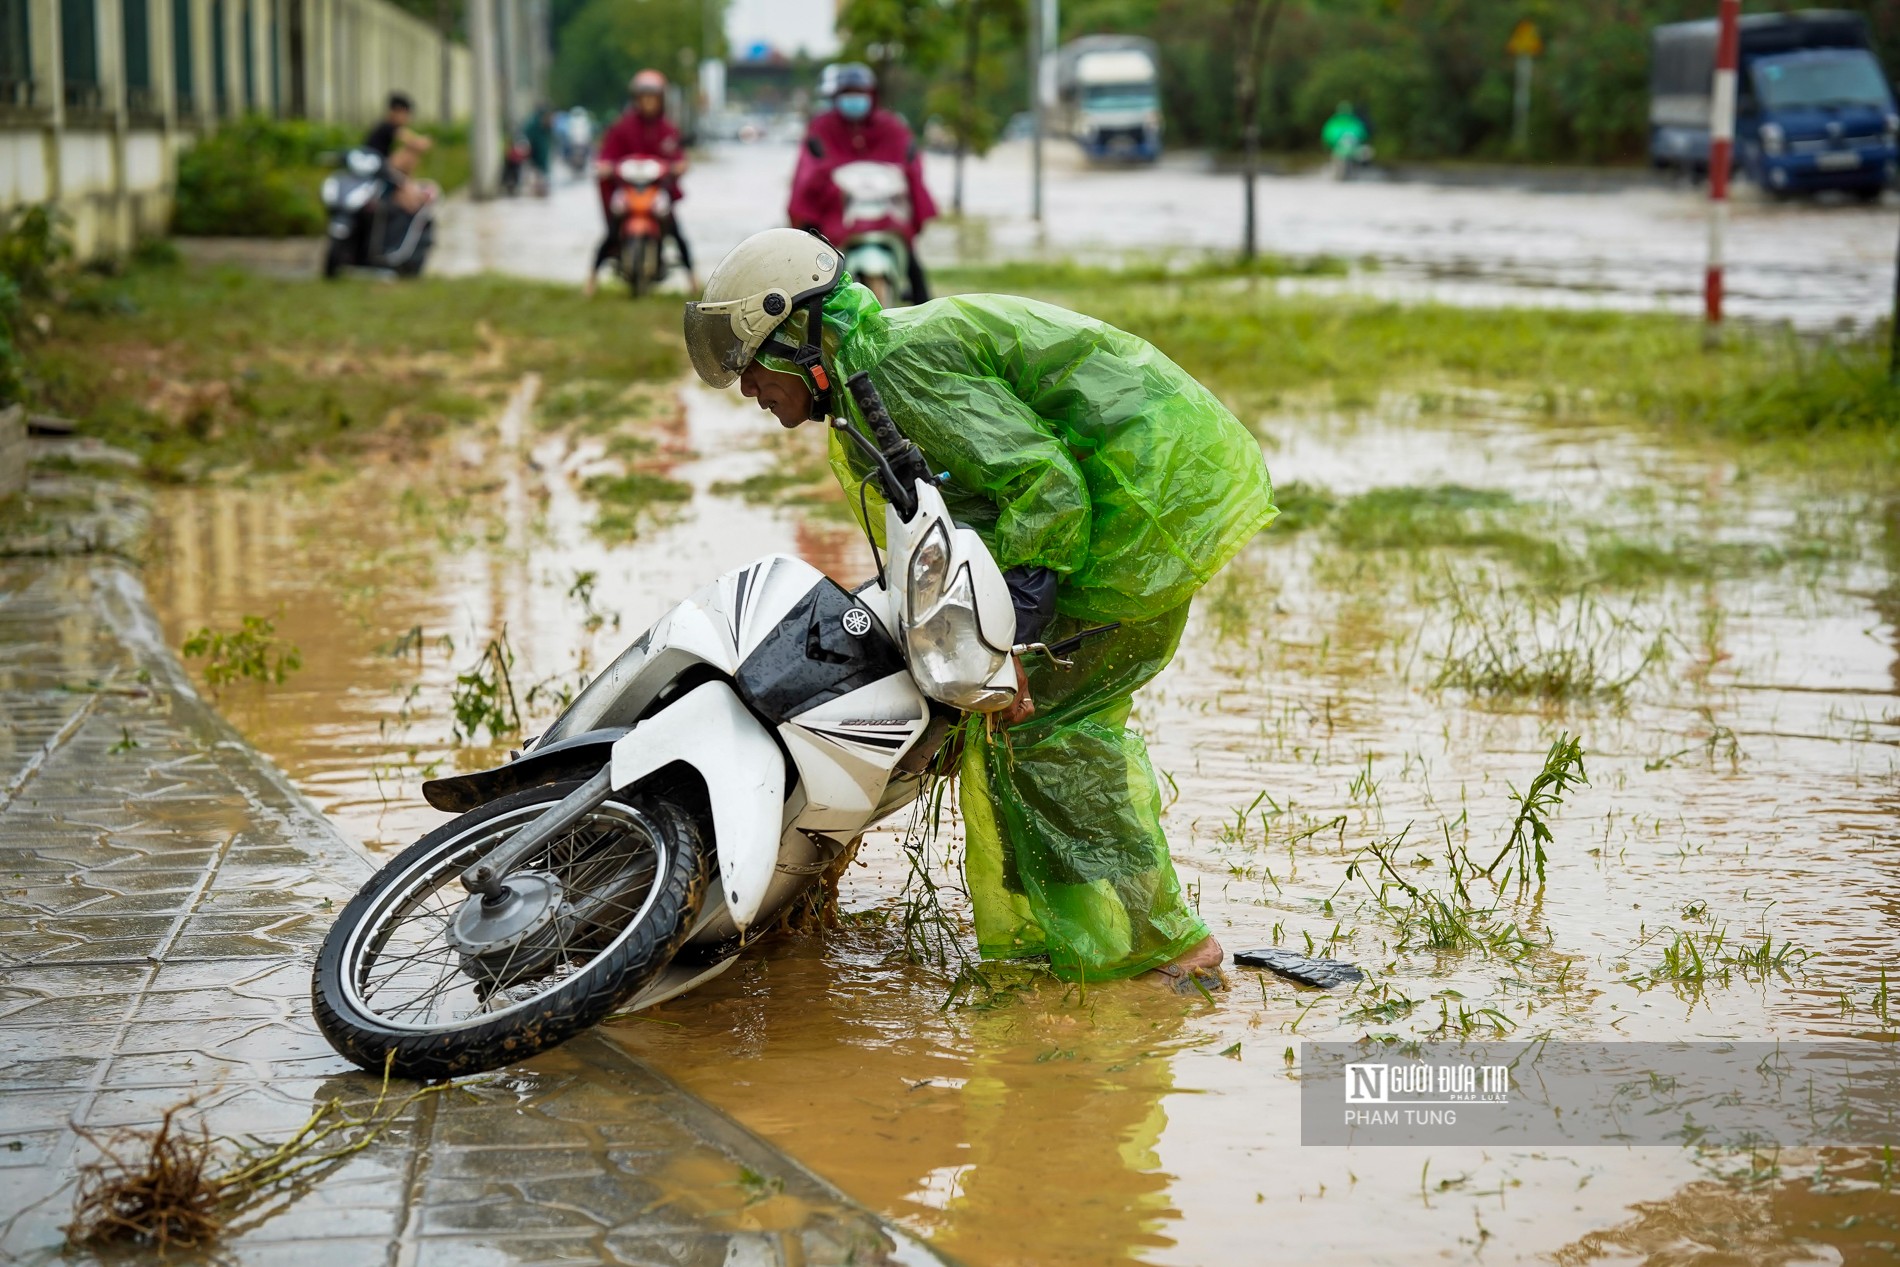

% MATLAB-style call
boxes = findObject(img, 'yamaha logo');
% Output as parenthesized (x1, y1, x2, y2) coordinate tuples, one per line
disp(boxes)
(840, 607, 873, 637)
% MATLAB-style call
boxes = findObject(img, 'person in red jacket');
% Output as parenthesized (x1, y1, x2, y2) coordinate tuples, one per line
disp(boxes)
(788, 63, 938, 303)
(586, 70, 698, 296)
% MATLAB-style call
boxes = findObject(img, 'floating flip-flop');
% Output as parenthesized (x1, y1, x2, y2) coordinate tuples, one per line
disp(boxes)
(1233, 947, 1365, 989)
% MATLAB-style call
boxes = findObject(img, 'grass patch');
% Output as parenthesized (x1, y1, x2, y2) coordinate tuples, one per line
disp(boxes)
(1330, 484, 1541, 554)
(710, 430, 856, 523)
(22, 262, 684, 480)
(1274, 480, 1820, 591)
(935, 273, 1899, 469)
(1261, 479, 1337, 533)
(583, 469, 693, 540)
(938, 251, 1350, 294)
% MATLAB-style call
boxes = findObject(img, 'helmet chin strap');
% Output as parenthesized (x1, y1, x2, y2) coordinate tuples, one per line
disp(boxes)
(756, 292, 834, 420)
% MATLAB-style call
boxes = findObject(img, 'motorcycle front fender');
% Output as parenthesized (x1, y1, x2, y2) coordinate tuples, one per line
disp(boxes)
(609, 679, 784, 931)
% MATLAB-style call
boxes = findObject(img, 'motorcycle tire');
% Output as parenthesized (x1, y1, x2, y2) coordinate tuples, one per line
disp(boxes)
(322, 239, 347, 280)
(312, 779, 709, 1080)
(625, 237, 660, 298)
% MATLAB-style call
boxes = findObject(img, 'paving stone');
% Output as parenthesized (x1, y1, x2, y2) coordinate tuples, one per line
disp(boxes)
(0, 550, 938, 1267)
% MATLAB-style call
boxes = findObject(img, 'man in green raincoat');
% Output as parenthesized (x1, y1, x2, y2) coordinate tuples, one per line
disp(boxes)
(684, 228, 1276, 986)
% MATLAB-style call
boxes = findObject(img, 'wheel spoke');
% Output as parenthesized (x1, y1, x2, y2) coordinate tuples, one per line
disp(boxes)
(341, 799, 673, 1031)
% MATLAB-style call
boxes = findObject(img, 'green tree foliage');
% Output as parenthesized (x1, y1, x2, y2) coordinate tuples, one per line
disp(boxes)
(838, 0, 1025, 161)
(0, 205, 72, 407)
(550, 0, 727, 115)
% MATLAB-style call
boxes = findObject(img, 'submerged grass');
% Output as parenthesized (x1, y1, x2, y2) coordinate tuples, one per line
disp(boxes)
(1430, 573, 1669, 702)
(1276, 480, 1842, 595)
(943, 268, 1899, 468)
(582, 469, 694, 540)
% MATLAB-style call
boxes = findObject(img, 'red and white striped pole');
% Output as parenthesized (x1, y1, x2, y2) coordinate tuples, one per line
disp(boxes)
(1705, 0, 1742, 334)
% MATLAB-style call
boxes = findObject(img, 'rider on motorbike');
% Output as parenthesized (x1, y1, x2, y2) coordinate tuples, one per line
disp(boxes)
(587, 70, 696, 296)
(1321, 100, 1371, 170)
(683, 228, 1277, 988)
(363, 91, 436, 214)
(788, 63, 937, 304)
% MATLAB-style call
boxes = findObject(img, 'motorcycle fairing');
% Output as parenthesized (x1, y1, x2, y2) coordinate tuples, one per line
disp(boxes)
(608, 679, 784, 930)
(731, 574, 906, 723)
(777, 673, 928, 831)
(422, 725, 630, 812)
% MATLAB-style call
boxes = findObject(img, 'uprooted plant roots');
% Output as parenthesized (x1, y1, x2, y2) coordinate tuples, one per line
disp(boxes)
(65, 1058, 447, 1253)
(66, 1104, 223, 1252)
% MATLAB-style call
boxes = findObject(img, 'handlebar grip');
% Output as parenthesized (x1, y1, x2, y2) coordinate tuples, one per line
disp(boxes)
(845, 372, 899, 449)
(846, 372, 930, 480)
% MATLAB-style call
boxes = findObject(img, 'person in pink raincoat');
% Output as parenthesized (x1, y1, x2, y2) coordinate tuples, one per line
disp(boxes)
(788, 63, 938, 302)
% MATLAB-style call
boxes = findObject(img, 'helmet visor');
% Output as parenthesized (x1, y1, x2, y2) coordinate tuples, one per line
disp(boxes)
(682, 300, 754, 388)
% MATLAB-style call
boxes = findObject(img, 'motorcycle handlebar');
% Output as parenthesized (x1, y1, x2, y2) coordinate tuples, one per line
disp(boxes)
(839, 372, 935, 523)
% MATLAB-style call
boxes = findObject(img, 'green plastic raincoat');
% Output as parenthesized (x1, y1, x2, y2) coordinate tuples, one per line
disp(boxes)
(815, 281, 1277, 980)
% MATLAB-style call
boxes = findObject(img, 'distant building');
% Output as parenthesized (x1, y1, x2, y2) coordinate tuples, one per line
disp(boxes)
(0, 0, 484, 258)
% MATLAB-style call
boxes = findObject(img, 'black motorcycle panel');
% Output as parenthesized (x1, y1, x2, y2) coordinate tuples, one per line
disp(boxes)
(735, 579, 904, 723)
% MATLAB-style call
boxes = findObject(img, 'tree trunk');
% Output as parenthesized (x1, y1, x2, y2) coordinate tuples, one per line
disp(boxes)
(1235, 0, 1284, 261)
(437, 0, 454, 123)
(954, 0, 982, 214)
(287, 0, 306, 118)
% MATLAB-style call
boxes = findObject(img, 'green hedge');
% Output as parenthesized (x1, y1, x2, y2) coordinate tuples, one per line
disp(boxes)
(172, 117, 471, 238)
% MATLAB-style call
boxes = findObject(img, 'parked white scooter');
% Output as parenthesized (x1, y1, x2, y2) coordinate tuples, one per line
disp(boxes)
(314, 374, 1073, 1080)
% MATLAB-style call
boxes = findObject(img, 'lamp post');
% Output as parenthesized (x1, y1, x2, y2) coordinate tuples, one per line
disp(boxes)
(1704, 0, 1741, 341)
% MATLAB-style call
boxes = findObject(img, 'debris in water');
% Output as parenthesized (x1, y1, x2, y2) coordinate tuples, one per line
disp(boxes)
(1235, 947, 1366, 989)
(65, 1058, 447, 1252)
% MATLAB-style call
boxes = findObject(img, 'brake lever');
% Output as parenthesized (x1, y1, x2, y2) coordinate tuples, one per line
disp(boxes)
(1011, 641, 1075, 670)
(1011, 622, 1122, 671)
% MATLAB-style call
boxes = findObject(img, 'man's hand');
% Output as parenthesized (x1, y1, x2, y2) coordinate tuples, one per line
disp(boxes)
(994, 656, 1036, 729)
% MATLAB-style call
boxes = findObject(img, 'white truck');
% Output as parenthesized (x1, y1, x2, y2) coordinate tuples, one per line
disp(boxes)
(1055, 36, 1162, 162)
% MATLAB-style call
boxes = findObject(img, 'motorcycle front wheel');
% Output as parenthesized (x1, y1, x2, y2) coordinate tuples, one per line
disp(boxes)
(623, 236, 660, 297)
(313, 779, 707, 1080)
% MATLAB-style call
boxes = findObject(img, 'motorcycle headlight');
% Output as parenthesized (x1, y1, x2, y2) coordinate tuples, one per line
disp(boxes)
(320, 175, 339, 204)
(1760, 122, 1785, 156)
(906, 522, 951, 614)
(906, 570, 1013, 712)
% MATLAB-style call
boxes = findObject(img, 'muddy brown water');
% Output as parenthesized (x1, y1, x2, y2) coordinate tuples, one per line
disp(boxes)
(145, 380, 1900, 1264)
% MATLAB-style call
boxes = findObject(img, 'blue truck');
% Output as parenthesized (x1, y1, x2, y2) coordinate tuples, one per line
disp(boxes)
(1650, 9, 1897, 198)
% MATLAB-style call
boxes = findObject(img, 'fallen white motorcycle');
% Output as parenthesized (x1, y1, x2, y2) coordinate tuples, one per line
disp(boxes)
(314, 374, 1067, 1079)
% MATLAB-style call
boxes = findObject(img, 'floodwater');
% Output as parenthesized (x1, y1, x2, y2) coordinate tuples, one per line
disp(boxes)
(145, 378, 1900, 1264)
(434, 139, 1900, 330)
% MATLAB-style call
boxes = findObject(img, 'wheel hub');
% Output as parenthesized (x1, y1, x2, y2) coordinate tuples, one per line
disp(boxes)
(445, 871, 574, 988)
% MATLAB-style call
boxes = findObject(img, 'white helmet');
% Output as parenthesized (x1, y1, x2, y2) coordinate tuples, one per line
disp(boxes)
(683, 227, 842, 394)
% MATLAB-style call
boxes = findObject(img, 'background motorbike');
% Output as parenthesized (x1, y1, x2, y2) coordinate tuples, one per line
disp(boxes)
(1329, 134, 1375, 181)
(608, 157, 674, 297)
(320, 148, 436, 279)
(831, 160, 915, 307)
(312, 374, 1067, 1080)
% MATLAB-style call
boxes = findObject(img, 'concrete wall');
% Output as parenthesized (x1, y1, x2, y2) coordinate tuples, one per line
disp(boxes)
(0, 0, 477, 259)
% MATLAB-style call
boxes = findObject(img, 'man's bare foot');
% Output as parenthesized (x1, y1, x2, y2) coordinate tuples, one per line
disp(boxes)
(1151, 934, 1226, 993)
(582, 274, 597, 298)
